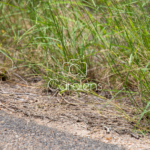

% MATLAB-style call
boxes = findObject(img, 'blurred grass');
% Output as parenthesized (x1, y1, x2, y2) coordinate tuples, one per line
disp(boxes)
(0, 0, 150, 131)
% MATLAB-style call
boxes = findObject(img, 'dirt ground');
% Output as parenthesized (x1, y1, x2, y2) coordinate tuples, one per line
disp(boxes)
(0, 75, 150, 150)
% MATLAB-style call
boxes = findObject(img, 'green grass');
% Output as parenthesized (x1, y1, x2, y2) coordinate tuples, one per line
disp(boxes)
(0, 0, 150, 132)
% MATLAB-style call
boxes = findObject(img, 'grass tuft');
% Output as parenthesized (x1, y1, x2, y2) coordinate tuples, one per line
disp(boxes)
(0, 0, 150, 132)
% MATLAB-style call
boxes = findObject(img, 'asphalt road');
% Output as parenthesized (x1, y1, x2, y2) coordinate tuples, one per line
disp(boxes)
(0, 110, 126, 150)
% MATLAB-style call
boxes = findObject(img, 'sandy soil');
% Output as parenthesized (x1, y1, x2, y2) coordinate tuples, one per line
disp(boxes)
(0, 77, 150, 150)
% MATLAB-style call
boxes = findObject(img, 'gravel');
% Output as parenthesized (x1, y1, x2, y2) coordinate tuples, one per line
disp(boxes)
(0, 110, 126, 150)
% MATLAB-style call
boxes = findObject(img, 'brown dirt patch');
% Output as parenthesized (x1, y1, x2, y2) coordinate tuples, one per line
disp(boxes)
(0, 76, 150, 150)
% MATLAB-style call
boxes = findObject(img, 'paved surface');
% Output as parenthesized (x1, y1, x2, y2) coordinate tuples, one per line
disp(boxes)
(0, 110, 126, 150)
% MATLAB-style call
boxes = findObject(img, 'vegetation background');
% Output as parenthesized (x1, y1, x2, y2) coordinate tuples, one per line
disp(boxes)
(0, 0, 150, 133)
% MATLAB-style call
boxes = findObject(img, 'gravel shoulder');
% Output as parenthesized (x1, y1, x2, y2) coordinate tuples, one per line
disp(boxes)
(0, 109, 125, 150)
(0, 79, 150, 150)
